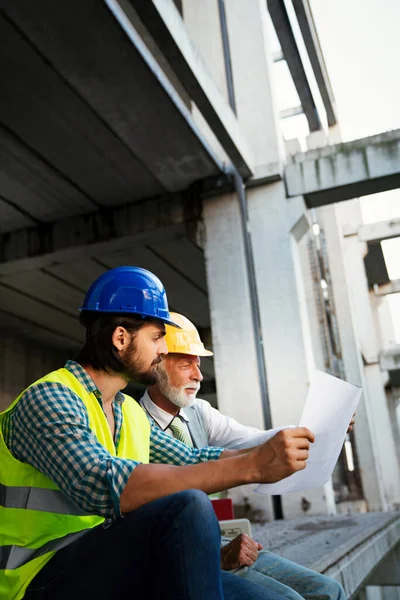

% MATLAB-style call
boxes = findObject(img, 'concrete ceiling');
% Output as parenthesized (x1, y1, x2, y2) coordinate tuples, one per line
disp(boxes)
(0, 0, 223, 233)
(0, 1, 218, 387)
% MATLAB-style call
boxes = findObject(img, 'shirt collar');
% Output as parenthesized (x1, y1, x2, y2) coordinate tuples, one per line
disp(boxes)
(65, 360, 125, 405)
(140, 389, 189, 430)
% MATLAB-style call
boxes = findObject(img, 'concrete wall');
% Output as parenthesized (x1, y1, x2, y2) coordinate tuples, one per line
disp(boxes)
(0, 330, 69, 411)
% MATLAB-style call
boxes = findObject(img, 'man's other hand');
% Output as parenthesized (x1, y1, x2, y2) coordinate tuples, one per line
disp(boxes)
(220, 534, 263, 570)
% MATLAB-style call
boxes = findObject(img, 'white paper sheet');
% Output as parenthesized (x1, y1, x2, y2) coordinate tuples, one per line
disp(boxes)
(256, 371, 362, 495)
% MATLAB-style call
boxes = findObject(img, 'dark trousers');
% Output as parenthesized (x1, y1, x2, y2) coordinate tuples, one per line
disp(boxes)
(26, 490, 280, 600)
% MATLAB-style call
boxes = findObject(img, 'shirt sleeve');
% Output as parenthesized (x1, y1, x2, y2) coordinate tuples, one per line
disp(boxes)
(149, 422, 224, 464)
(7, 382, 137, 519)
(197, 399, 288, 450)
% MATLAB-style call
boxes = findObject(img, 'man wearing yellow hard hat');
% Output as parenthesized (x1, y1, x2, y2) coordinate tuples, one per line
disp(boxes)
(141, 313, 346, 600)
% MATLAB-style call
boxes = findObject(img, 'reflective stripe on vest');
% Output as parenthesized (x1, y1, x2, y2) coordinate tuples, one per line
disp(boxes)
(0, 482, 90, 516)
(0, 528, 90, 571)
(0, 366, 150, 600)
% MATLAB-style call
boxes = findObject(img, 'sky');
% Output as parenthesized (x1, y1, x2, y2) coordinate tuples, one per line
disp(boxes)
(275, 0, 400, 343)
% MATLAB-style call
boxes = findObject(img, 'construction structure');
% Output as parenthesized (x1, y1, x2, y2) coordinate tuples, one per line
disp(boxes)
(0, 0, 399, 532)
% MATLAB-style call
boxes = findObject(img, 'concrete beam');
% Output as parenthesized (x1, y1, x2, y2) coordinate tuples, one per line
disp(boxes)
(291, 0, 337, 126)
(359, 218, 400, 243)
(285, 130, 400, 207)
(0, 193, 197, 276)
(375, 280, 400, 297)
(131, 0, 254, 177)
(268, 0, 321, 132)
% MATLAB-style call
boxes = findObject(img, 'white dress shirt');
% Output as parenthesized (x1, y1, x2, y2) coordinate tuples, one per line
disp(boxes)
(140, 389, 286, 449)
(140, 390, 193, 440)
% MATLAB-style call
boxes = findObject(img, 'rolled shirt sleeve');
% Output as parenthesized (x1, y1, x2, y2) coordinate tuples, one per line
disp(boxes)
(196, 398, 291, 449)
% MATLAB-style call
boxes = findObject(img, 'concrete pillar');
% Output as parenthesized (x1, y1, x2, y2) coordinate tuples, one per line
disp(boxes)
(318, 203, 384, 510)
(298, 230, 328, 373)
(203, 191, 273, 520)
(203, 193, 264, 428)
(319, 200, 400, 510)
(247, 181, 336, 518)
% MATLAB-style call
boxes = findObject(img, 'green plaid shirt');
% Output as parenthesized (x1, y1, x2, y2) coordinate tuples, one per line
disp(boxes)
(3, 361, 223, 519)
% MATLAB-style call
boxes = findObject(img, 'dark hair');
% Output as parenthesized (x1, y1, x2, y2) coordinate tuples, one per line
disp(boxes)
(75, 312, 159, 373)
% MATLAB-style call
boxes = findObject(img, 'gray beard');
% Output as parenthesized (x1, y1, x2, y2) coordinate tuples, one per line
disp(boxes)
(157, 368, 199, 408)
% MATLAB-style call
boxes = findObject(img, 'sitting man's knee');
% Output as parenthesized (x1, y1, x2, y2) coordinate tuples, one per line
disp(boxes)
(178, 489, 213, 512)
(174, 489, 217, 522)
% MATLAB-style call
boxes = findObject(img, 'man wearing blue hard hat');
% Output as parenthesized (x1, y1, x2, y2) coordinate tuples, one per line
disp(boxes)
(0, 266, 314, 600)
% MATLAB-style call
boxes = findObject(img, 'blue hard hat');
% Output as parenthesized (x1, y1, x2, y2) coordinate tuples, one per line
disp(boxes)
(80, 266, 180, 327)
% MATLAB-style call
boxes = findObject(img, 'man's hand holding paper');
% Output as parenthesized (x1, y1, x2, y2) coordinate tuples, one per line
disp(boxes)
(248, 427, 315, 483)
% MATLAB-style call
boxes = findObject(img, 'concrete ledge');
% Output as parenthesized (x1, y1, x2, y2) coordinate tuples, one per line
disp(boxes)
(252, 512, 400, 598)
(285, 130, 400, 207)
(323, 518, 400, 597)
(359, 219, 400, 243)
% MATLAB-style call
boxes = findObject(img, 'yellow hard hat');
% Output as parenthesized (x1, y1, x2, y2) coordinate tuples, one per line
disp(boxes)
(165, 313, 213, 357)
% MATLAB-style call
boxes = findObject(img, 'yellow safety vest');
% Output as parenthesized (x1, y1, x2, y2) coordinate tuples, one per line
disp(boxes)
(0, 367, 150, 600)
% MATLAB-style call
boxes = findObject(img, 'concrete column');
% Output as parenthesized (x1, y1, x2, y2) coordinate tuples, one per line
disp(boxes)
(203, 193, 263, 427)
(247, 181, 336, 518)
(203, 192, 273, 521)
(298, 230, 328, 373)
(318, 202, 384, 510)
(320, 200, 400, 510)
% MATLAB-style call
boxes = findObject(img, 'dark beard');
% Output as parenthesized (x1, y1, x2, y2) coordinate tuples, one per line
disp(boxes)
(119, 340, 160, 385)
